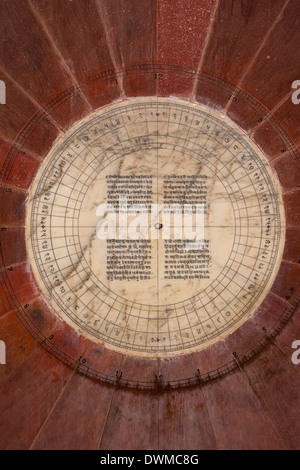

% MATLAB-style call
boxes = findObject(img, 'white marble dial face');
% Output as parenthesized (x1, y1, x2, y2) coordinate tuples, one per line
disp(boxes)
(26, 97, 285, 358)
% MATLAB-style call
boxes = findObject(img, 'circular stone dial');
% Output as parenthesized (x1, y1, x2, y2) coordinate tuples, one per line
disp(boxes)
(26, 98, 285, 357)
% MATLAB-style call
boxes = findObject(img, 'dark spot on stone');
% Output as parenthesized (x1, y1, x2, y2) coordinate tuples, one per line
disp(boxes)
(29, 309, 46, 328)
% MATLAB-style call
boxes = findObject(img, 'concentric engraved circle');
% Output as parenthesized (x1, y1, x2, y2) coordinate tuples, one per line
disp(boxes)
(26, 98, 285, 357)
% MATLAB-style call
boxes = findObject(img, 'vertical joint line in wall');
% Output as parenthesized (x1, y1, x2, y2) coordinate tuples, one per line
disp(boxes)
(190, 0, 221, 102)
(233, 351, 244, 374)
(28, 0, 93, 113)
(96, 355, 124, 450)
(224, 0, 291, 114)
(95, 0, 126, 100)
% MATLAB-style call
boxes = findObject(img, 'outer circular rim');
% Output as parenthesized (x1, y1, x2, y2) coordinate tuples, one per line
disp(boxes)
(0, 64, 299, 391)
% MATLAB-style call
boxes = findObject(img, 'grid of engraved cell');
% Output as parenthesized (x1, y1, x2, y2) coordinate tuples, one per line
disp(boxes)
(26, 98, 285, 357)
